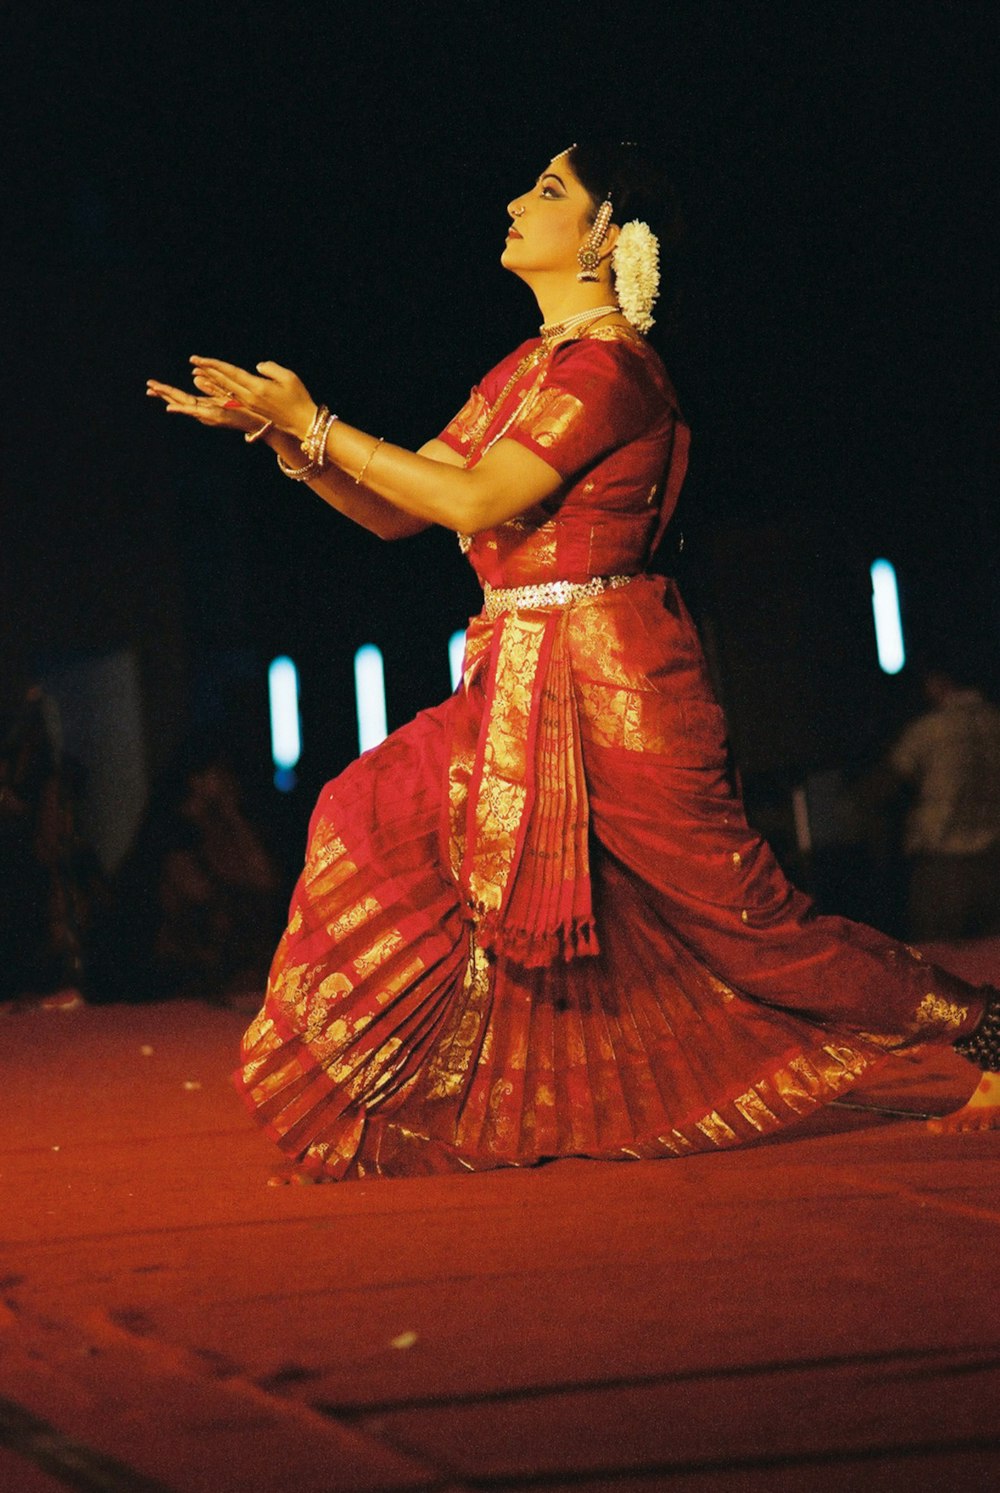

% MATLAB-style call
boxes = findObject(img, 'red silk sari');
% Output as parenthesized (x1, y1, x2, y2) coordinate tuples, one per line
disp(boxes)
(236, 327, 986, 1179)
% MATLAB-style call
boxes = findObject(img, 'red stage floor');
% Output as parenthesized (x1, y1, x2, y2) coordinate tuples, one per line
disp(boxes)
(2, 941, 999, 1490)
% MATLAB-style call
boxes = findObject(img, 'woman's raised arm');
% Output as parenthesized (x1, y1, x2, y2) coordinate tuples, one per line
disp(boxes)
(186, 356, 566, 537)
(148, 361, 562, 541)
(147, 376, 438, 541)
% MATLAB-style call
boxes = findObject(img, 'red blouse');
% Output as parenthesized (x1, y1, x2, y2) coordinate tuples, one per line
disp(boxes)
(437, 326, 689, 588)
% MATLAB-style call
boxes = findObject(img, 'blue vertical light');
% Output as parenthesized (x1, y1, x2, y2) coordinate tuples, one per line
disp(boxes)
(354, 644, 388, 752)
(268, 655, 301, 791)
(448, 629, 466, 692)
(870, 559, 906, 675)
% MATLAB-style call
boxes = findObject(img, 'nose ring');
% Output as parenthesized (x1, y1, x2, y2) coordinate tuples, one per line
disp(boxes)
(512, 206, 525, 217)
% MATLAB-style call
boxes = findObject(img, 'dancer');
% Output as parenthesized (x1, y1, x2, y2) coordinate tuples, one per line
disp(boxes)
(148, 141, 999, 1180)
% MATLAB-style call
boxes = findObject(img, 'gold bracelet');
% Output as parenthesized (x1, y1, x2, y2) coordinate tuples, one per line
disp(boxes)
(277, 452, 320, 481)
(296, 404, 339, 471)
(312, 410, 339, 469)
(300, 404, 328, 463)
(355, 436, 384, 486)
(244, 420, 274, 444)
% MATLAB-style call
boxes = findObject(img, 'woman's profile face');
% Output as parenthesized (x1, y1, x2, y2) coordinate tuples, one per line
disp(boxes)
(501, 153, 599, 279)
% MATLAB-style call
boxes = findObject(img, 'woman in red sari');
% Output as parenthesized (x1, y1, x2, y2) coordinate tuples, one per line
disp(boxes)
(148, 141, 1000, 1179)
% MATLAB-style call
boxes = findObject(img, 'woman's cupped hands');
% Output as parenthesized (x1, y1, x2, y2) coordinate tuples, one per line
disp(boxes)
(146, 358, 317, 440)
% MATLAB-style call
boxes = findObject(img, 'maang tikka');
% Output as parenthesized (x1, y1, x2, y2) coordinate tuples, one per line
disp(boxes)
(577, 197, 613, 282)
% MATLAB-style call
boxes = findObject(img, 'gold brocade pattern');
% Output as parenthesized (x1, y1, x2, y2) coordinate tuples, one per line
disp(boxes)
(575, 680, 728, 764)
(447, 621, 494, 883)
(464, 348, 549, 451)
(516, 388, 587, 450)
(497, 515, 559, 571)
(857, 989, 970, 1050)
(567, 605, 654, 689)
(311, 830, 347, 866)
(442, 388, 490, 449)
(466, 349, 553, 462)
(455, 605, 599, 965)
(305, 831, 353, 887)
(820, 1042, 871, 1084)
(695, 1111, 739, 1146)
(586, 324, 646, 348)
(303, 972, 354, 1044)
(856, 1029, 908, 1051)
(733, 1087, 781, 1132)
(772, 1061, 822, 1115)
(576, 681, 648, 752)
(423, 934, 493, 1102)
(355, 928, 404, 982)
(915, 991, 968, 1032)
(329, 893, 381, 942)
(447, 740, 476, 884)
(463, 614, 546, 920)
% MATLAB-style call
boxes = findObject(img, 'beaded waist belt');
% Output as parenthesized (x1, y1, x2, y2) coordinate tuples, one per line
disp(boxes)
(482, 574, 633, 621)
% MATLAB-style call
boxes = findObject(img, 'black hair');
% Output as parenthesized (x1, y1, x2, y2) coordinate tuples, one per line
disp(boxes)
(567, 140, 683, 254)
(566, 140, 685, 334)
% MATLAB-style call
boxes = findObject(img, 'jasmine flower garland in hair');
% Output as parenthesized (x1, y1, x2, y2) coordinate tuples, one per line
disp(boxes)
(612, 221, 660, 333)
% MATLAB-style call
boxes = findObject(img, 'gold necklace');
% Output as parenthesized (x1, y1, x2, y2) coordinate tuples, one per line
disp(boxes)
(456, 310, 618, 553)
(466, 307, 619, 454)
(539, 304, 618, 343)
(456, 341, 552, 554)
(463, 342, 549, 454)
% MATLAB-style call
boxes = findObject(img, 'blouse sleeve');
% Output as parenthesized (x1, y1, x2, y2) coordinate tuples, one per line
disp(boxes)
(436, 341, 537, 461)
(437, 382, 490, 460)
(504, 338, 662, 480)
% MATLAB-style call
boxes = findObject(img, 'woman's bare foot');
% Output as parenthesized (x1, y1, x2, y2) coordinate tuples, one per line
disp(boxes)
(926, 1070, 1000, 1133)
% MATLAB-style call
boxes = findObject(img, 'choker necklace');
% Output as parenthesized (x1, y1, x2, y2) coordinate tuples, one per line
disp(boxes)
(540, 305, 618, 343)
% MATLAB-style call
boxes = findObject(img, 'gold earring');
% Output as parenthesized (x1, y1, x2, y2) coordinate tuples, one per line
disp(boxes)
(577, 198, 613, 281)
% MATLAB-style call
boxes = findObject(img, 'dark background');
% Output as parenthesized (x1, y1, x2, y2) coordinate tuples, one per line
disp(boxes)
(2, 1, 996, 884)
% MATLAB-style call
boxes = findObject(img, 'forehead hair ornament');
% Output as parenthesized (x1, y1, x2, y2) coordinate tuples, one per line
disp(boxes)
(576, 197, 614, 282)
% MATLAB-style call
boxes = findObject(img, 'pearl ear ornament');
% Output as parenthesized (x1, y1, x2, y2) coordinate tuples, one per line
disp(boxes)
(576, 198, 614, 282)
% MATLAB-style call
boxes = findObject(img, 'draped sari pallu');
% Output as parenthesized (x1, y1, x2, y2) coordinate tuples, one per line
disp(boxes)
(448, 605, 598, 968)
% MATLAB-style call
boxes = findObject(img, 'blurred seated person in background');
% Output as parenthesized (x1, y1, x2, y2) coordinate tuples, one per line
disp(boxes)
(157, 755, 282, 1003)
(889, 659, 1000, 941)
(97, 749, 282, 1004)
(0, 685, 101, 1007)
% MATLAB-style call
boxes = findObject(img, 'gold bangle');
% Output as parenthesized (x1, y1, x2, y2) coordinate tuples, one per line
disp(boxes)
(244, 420, 274, 444)
(355, 436, 384, 486)
(312, 410, 339, 469)
(300, 404, 328, 461)
(297, 404, 339, 471)
(277, 452, 321, 481)
(279, 405, 340, 482)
